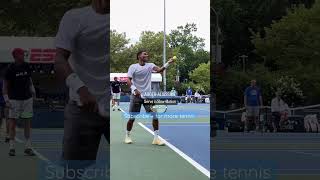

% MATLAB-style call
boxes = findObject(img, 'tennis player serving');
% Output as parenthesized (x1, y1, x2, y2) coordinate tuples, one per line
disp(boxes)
(125, 50, 174, 145)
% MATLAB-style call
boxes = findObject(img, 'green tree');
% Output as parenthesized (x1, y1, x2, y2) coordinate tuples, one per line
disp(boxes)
(110, 30, 132, 72)
(169, 23, 209, 82)
(0, 0, 90, 36)
(252, 0, 320, 104)
(212, 0, 315, 66)
(188, 61, 210, 94)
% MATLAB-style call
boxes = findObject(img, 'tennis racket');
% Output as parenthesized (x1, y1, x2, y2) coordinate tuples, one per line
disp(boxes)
(142, 95, 180, 114)
(151, 104, 168, 114)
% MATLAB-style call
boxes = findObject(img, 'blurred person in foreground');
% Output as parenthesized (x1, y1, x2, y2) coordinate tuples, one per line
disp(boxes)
(54, 0, 110, 168)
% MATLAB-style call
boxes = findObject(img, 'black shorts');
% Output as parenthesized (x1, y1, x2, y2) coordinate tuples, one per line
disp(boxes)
(63, 103, 109, 160)
(128, 95, 157, 121)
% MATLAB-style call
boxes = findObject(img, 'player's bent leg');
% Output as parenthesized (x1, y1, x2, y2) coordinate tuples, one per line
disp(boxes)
(125, 119, 134, 144)
(125, 95, 142, 144)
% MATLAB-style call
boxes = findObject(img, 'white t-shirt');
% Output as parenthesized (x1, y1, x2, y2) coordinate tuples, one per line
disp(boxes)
(127, 63, 156, 95)
(271, 97, 289, 113)
(55, 6, 109, 116)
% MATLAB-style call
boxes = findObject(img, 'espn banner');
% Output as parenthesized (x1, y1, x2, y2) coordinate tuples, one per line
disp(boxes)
(0, 36, 56, 64)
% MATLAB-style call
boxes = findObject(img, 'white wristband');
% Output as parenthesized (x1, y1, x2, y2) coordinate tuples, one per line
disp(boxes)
(3, 94, 9, 102)
(66, 73, 85, 92)
(163, 62, 170, 69)
(131, 85, 137, 94)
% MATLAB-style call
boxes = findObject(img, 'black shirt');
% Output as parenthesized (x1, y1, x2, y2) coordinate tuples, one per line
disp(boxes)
(111, 81, 121, 93)
(5, 63, 32, 100)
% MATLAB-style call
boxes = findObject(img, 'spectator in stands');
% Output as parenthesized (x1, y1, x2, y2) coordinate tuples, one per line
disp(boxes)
(271, 91, 290, 132)
(170, 87, 177, 96)
(186, 86, 193, 103)
(244, 79, 263, 132)
(194, 90, 201, 103)
(271, 91, 283, 132)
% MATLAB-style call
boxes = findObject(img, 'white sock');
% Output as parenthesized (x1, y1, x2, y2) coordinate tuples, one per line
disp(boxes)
(126, 131, 131, 137)
(25, 139, 31, 148)
(154, 130, 159, 139)
(9, 140, 15, 149)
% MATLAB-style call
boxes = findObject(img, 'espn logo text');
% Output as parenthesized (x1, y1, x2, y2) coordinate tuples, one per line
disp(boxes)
(24, 48, 56, 63)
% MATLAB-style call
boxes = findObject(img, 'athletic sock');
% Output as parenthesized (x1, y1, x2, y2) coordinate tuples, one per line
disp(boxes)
(25, 139, 31, 149)
(154, 130, 159, 139)
(9, 140, 15, 150)
(126, 131, 131, 137)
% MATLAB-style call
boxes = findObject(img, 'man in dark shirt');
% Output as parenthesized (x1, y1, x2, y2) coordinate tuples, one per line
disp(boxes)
(3, 48, 36, 156)
(111, 77, 121, 111)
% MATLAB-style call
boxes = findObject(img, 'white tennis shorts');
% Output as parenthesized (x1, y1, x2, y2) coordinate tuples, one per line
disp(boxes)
(112, 93, 121, 100)
(8, 98, 33, 119)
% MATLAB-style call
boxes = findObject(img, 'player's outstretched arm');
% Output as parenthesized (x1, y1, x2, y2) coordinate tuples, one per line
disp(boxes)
(153, 58, 175, 73)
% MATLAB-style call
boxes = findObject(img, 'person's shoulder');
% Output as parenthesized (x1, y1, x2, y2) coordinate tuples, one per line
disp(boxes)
(245, 86, 251, 91)
(146, 63, 156, 67)
(62, 6, 91, 22)
(129, 63, 138, 69)
(65, 6, 91, 17)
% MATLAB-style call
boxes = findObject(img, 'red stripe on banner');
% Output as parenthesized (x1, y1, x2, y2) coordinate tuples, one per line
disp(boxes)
(29, 48, 56, 63)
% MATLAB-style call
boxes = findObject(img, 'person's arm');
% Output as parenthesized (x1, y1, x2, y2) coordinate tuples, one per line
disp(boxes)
(152, 58, 174, 73)
(29, 78, 36, 98)
(54, 48, 96, 110)
(259, 95, 263, 107)
(3, 68, 11, 106)
(2, 79, 10, 106)
(54, 11, 96, 111)
(127, 77, 140, 96)
(127, 65, 140, 96)
(244, 93, 247, 107)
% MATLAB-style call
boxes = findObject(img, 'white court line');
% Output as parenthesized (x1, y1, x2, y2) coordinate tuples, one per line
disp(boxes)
(138, 122, 210, 178)
(144, 121, 209, 124)
(212, 149, 320, 152)
(293, 150, 320, 157)
(119, 107, 210, 178)
(160, 124, 209, 127)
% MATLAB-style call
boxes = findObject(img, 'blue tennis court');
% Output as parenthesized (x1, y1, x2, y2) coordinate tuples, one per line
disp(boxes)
(145, 122, 210, 170)
(120, 102, 210, 172)
(212, 131, 320, 179)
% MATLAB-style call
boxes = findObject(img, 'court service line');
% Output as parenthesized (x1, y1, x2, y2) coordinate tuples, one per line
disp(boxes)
(118, 107, 210, 178)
